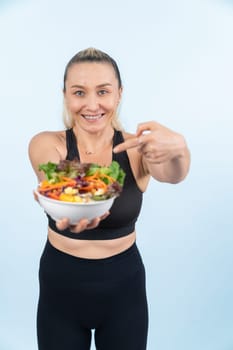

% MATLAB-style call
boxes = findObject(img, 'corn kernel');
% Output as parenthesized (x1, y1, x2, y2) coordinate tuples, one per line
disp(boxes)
(74, 196, 83, 203)
(60, 193, 75, 202)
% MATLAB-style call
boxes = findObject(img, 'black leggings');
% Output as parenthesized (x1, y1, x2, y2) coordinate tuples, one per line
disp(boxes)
(37, 239, 148, 350)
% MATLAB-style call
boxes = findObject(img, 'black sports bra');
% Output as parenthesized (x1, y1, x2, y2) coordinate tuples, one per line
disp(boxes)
(47, 128, 143, 240)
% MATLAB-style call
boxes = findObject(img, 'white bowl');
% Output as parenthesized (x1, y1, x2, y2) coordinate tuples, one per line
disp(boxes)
(35, 191, 115, 225)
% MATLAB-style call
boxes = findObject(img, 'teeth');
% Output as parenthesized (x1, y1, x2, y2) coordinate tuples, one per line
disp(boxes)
(83, 115, 102, 120)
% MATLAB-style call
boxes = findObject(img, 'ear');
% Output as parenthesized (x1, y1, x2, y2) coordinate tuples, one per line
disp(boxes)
(118, 86, 123, 102)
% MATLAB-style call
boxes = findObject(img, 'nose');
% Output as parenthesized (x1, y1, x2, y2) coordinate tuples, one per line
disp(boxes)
(85, 93, 100, 111)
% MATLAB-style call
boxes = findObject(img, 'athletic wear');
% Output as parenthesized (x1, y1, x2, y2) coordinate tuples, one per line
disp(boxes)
(47, 128, 143, 240)
(37, 240, 148, 350)
(37, 128, 148, 349)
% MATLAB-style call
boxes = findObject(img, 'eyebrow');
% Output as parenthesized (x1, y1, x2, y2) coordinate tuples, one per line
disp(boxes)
(70, 83, 113, 89)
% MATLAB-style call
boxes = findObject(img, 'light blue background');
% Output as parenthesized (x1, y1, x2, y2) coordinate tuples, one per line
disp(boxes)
(0, 0, 232, 349)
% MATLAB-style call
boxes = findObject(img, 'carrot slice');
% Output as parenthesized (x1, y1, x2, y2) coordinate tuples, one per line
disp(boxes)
(38, 181, 76, 192)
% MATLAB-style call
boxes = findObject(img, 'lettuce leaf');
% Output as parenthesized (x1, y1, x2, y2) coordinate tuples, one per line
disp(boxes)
(39, 160, 126, 186)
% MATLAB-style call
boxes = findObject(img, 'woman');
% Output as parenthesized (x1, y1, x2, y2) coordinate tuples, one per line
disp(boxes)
(29, 47, 190, 350)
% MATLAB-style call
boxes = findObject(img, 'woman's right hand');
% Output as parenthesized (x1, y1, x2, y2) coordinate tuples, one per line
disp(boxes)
(34, 190, 109, 234)
(55, 212, 110, 233)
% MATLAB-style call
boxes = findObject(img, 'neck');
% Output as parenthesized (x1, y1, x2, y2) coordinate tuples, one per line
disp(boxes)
(73, 126, 115, 155)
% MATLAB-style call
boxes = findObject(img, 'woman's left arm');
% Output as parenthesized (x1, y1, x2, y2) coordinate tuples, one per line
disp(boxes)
(113, 121, 191, 184)
(138, 121, 190, 183)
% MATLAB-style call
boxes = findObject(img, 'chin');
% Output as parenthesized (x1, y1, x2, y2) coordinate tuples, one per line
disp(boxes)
(78, 118, 112, 133)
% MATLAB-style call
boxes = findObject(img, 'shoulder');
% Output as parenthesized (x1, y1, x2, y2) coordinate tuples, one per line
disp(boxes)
(29, 130, 66, 145)
(121, 130, 134, 140)
(28, 130, 67, 181)
(29, 130, 66, 154)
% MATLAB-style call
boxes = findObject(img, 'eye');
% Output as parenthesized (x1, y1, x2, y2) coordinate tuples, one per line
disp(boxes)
(98, 89, 108, 96)
(74, 90, 85, 96)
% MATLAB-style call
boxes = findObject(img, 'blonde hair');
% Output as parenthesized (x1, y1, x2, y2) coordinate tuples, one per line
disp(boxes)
(63, 47, 123, 131)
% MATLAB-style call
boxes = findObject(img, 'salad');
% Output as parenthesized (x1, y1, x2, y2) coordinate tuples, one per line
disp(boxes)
(37, 160, 126, 203)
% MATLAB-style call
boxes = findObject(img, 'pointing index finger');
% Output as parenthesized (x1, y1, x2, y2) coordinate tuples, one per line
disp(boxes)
(113, 135, 139, 153)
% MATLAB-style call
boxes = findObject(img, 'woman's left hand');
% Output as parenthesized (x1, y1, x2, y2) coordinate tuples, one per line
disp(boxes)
(113, 120, 187, 164)
(113, 120, 190, 183)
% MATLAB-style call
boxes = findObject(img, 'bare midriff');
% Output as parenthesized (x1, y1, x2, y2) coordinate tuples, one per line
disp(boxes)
(48, 228, 136, 259)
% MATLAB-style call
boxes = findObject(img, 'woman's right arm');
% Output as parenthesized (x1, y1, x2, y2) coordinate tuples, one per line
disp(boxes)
(28, 131, 65, 182)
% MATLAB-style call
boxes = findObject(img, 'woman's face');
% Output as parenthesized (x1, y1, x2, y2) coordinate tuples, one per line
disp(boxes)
(64, 62, 122, 133)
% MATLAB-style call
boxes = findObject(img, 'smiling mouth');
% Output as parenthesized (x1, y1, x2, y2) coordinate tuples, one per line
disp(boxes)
(82, 114, 104, 121)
